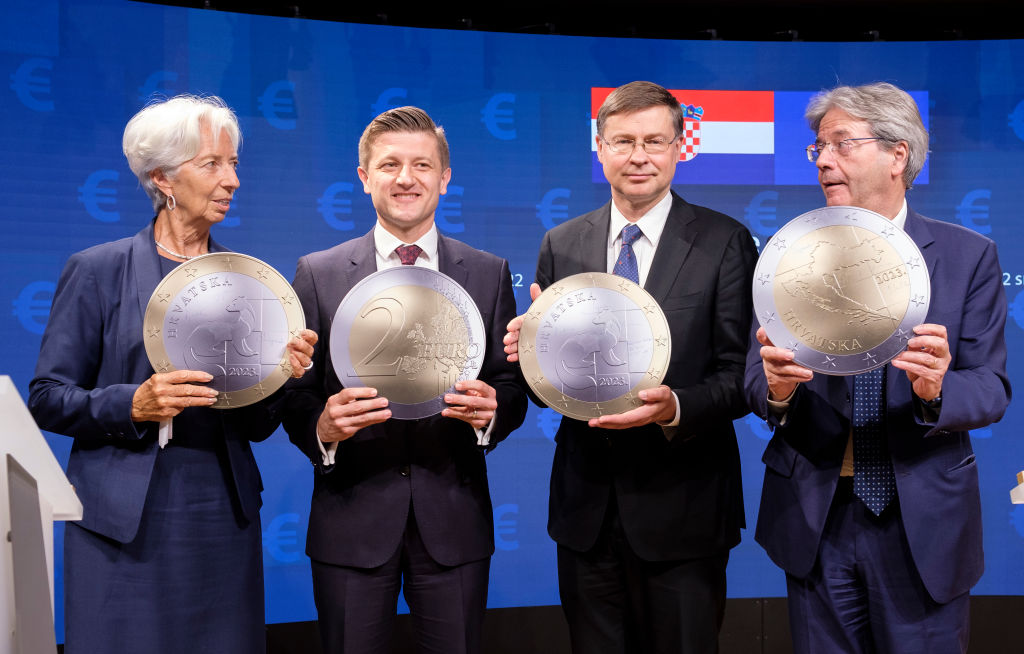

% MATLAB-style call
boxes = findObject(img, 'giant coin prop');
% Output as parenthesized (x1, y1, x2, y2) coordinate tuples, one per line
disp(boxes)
(143, 252, 305, 407)
(753, 205, 930, 375)
(330, 267, 486, 420)
(518, 272, 671, 421)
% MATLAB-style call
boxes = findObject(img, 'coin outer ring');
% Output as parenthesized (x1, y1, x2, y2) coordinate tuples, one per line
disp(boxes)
(143, 252, 306, 408)
(519, 272, 672, 421)
(329, 267, 486, 420)
(753, 205, 931, 375)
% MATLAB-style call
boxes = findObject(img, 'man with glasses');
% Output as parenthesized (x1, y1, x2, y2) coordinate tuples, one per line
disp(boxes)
(747, 83, 1010, 653)
(505, 81, 757, 653)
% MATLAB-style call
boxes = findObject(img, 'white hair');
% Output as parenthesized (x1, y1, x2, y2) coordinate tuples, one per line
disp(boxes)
(122, 94, 241, 212)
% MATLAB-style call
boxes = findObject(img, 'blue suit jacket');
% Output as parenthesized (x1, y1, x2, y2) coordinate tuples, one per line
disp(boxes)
(29, 222, 282, 543)
(745, 208, 1011, 604)
(283, 230, 527, 568)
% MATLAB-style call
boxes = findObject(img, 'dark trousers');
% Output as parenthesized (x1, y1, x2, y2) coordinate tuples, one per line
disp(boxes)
(311, 508, 490, 654)
(786, 477, 969, 654)
(557, 501, 729, 654)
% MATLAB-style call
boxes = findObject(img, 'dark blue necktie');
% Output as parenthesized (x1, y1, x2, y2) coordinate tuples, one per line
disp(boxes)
(612, 224, 642, 284)
(853, 366, 896, 515)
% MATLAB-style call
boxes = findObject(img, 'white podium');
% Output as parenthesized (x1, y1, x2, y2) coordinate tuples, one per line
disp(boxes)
(0, 375, 82, 653)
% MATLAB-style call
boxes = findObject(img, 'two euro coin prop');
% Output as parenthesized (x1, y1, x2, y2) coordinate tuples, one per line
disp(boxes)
(143, 253, 306, 446)
(753, 205, 930, 375)
(330, 267, 486, 420)
(518, 272, 671, 421)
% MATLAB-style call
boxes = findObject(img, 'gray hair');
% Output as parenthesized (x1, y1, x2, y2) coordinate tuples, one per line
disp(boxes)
(596, 81, 685, 139)
(805, 82, 928, 188)
(122, 94, 241, 212)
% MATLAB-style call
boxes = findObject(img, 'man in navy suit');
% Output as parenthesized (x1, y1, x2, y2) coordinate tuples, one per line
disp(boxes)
(284, 106, 526, 654)
(746, 82, 1010, 653)
(506, 81, 758, 653)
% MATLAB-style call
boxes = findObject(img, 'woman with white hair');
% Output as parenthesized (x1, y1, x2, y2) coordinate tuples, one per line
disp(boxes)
(28, 95, 317, 653)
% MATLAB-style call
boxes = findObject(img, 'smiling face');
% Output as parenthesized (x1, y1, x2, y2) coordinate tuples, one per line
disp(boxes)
(358, 131, 451, 243)
(596, 105, 682, 220)
(152, 122, 239, 226)
(815, 107, 908, 218)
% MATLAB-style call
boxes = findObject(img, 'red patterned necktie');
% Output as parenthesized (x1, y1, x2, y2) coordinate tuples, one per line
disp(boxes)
(395, 244, 422, 266)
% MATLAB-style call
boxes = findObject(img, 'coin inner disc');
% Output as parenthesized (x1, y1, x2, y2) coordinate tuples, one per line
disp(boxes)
(347, 284, 476, 404)
(162, 273, 290, 392)
(534, 287, 655, 403)
(773, 224, 911, 354)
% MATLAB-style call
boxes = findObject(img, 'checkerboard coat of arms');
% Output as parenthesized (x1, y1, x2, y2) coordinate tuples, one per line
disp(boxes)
(681, 103, 704, 161)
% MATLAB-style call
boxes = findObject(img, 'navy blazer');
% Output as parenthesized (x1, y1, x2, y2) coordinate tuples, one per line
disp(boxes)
(29, 222, 283, 543)
(745, 208, 1011, 604)
(283, 230, 527, 568)
(538, 191, 758, 561)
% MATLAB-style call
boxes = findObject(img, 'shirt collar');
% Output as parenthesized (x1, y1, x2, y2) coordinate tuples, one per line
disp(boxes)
(608, 192, 673, 247)
(891, 198, 908, 231)
(374, 221, 439, 263)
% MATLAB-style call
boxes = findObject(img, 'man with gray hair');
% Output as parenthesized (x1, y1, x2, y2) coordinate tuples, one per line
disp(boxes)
(746, 82, 1010, 652)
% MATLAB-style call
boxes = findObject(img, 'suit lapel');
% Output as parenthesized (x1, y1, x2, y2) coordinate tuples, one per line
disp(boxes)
(578, 205, 611, 274)
(131, 221, 164, 323)
(438, 234, 469, 287)
(346, 230, 378, 288)
(645, 192, 696, 304)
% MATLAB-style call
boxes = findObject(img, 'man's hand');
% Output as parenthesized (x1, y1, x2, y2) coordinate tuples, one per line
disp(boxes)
(891, 323, 950, 402)
(286, 329, 318, 378)
(443, 379, 498, 430)
(588, 385, 676, 429)
(131, 370, 219, 422)
(504, 282, 542, 362)
(317, 387, 390, 443)
(757, 327, 813, 401)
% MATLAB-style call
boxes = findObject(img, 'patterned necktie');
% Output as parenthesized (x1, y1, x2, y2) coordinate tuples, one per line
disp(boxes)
(612, 224, 643, 284)
(853, 366, 896, 515)
(395, 244, 422, 266)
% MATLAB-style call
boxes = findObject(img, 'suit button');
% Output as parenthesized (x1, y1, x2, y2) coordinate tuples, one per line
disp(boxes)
(399, 465, 410, 477)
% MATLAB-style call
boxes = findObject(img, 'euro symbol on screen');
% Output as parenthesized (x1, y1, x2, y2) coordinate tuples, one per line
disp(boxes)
(318, 181, 354, 231)
(493, 503, 520, 551)
(258, 80, 297, 130)
(481, 93, 516, 140)
(371, 87, 408, 117)
(956, 189, 992, 234)
(137, 70, 179, 103)
(536, 188, 571, 230)
(743, 190, 778, 237)
(435, 185, 464, 234)
(78, 169, 120, 223)
(1009, 100, 1024, 142)
(12, 281, 56, 334)
(262, 512, 302, 563)
(10, 57, 55, 112)
(537, 407, 559, 440)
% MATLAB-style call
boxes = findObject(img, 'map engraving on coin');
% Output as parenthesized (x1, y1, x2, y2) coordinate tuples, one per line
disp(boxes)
(143, 252, 306, 407)
(753, 205, 930, 375)
(519, 272, 671, 421)
(330, 267, 486, 420)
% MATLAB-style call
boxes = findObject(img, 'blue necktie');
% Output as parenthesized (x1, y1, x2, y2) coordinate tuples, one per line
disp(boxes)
(853, 366, 896, 515)
(612, 224, 643, 284)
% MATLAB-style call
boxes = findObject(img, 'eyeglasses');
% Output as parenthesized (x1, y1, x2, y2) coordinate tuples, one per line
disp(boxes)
(805, 137, 887, 163)
(599, 135, 680, 155)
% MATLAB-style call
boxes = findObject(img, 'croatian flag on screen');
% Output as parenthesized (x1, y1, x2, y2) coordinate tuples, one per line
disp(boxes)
(590, 88, 929, 186)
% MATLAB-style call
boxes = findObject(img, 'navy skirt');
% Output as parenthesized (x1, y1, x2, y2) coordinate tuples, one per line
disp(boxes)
(64, 414, 264, 654)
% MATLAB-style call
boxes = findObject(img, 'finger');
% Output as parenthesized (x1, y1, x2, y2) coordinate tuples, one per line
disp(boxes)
(300, 329, 319, 346)
(164, 369, 215, 384)
(506, 315, 524, 334)
(336, 387, 381, 403)
(454, 380, 496, 398)
(529, 283, 542, 302)
(912, 323, 947, 339)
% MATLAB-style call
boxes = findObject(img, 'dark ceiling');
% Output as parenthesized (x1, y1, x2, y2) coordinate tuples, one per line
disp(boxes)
(139, 0, 1024, 42)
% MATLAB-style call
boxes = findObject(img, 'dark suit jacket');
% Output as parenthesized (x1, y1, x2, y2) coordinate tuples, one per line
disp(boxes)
(538, 191, 758, 561)
(28, 221, 279, 543)
(284, 229, 527, 568)
(745, 208, 1011, 604)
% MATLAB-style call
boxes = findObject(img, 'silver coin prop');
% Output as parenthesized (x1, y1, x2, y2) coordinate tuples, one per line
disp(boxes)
(143, 252, 306, 407)
(330, 266, 486, 420)
(518, 272, 671, 421)
(753, 205, 930, 375)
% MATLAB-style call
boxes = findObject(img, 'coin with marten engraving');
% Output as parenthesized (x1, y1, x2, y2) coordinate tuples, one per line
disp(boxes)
(330, 267, 486, 420)
(143, 252, 305, 408)
(753, 205, 930, 375)
(519, 272, 671, 421)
